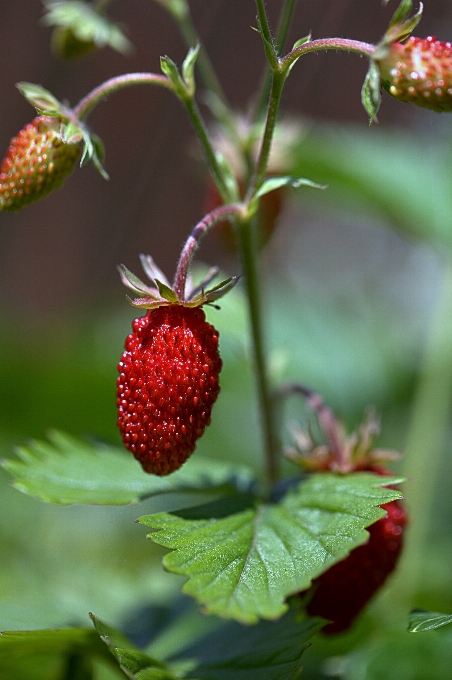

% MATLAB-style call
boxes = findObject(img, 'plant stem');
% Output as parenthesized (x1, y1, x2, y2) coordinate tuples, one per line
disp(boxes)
(169, 2, 228, 108)
(182, 96, 233, 203)
(281, 37, 375, 70)
(237, 216, 279, 492)
(72, 73, 173, 120)
(173, 204, 244, 299)
(246, 71, 286, 201)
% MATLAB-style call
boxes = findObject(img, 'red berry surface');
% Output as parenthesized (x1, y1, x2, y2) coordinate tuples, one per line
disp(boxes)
(378, 36, 452, 112)
(0, 115, 81, 211)
(117, 305, 222, 476)
(304, 497, 407, 634)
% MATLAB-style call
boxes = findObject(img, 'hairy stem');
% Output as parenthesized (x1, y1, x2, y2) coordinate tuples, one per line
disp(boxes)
(72, 73, 173, 120)
(281, 37, 375, 69)
(237, 217, 279, 492)
(173, 204, 245, 299)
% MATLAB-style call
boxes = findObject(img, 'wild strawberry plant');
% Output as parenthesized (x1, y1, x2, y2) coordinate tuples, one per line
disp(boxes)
(1, 0, 452, 678)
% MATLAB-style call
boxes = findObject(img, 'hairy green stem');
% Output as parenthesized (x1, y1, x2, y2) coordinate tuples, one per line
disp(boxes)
(182, 96, 233, 203)
(246, 71, 285, 200)
(237, 217, 279, 492)
(72, 72, 173, 120)
(281, 37, 375, 69)
(174, 204, 245, 299)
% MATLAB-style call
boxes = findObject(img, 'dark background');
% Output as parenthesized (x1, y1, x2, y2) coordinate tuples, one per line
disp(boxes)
(1, 0, 451, 321)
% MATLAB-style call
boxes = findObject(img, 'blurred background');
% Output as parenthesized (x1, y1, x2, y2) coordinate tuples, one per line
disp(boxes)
(1, 1, 452, 678)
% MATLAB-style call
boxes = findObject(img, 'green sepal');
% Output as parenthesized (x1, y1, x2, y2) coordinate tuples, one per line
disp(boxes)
(118, 264, 159, 297)
(42, 0, 133, 56)
(181, 43, 200, 97)
(408, 610, 452, 633)
(377, 0, 423, 52)
(16, 82, 65, 116)
(160, 55, 187, 98)
(362, 59, 382, 124)
(79, 129, 109, 179)
(155, 279, 180, 303)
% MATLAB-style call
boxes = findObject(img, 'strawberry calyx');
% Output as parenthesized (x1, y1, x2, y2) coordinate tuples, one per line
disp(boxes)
(118, 254, 239, 310)
(281, 385, 401, 474)
(17, 81, 107, 178)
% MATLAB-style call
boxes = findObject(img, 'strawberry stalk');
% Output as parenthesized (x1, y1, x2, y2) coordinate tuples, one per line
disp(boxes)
(72, 72, 174, 121)
(173, 203, 245, 299)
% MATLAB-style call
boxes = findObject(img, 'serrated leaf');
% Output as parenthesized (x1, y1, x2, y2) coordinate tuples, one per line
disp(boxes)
(1, 430, 256, 505)
(0, 626, 109, 669)
(42, 1, 133, 55)
(362, 60, 381, 124)
(408, 610, 452, 633)
(139, 473, 404, 623)
(254, 175, 326, 201)
(16, 82, 64, 116)
(179, 609, 325, 680)
(90, 614, 179, 679)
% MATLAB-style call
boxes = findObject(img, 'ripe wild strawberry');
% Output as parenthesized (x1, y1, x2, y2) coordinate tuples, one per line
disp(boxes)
(0, 115, 81, 211)
(117, 305, 222, 476)
(377, 36, 452, 112)
(285, 389, 407, 633)
(305, 493, 407, 634)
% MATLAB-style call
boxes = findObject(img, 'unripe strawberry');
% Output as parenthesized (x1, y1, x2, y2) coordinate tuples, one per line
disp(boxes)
(0, 115, 81, 211)
(377, 36, 452, 112)
(117, 305, 222, 476)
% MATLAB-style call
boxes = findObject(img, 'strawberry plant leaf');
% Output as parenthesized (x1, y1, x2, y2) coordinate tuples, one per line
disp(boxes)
(90, 614, 180, 679)
(139, 473, 404, 623)
(42, 0, 133, 55)
(408, 610, 452, 633)
(0, 626, 111, 679)
(254, 175, 326, 201)
(177, 608, 325, 680)
(1, 430, 256, 506)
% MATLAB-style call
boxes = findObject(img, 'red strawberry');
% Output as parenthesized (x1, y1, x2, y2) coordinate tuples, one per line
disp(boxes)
(377, 36, 452, 112)
(0, 115, 81, 211)
(305, 493, 407, 634)
(284, 388, 408, 633)
(117, 305, 222, 476)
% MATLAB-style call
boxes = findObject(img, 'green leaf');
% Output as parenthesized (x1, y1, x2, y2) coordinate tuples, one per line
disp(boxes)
(0, 627, 111, 680)
(254, 175, 326, 201)
(90, 614, 179, 679)
(361, 60, 381, 124)
(42, 1, 133, 55)
(139, 473, 404, 623)
(1, 430, 256, 505)
(179, 609, 325, 680)
(16, 82, 64, 116)
(408, 610, 452, 633)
